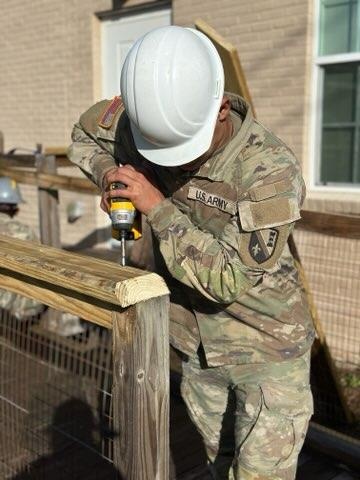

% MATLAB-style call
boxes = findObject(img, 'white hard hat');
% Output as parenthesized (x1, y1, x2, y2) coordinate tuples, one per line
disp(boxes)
(0, 177, 24, 204)
(120, 25, 224, 167)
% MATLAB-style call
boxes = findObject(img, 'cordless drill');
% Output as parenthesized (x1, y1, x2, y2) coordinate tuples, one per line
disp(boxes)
(110, 182, 141, 266)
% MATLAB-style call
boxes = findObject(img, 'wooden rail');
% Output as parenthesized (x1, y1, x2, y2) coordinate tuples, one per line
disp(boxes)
(2, 163, 360, 238)
(0, 164, 98, 195)
(0, 234, 170, 480)
(297, 210, 360, 240)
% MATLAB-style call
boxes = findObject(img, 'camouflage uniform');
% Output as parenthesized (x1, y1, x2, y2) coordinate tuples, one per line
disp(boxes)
(68, 93, 315, 479)
(0, 213, 43, 319)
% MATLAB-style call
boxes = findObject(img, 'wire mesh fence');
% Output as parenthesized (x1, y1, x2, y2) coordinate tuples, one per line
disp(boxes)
(0, 226, 359, 477)
(294, 228, 360, 435)
(0, 308, 118, 479)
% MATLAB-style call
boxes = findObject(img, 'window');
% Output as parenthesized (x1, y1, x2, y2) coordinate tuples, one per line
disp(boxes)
(315, 0, 360, 186)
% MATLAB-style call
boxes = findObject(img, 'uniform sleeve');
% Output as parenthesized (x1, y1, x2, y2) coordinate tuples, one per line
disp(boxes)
(147, 168, 305, 304)
(67, 123, 117, 189)
(147, 199, 263, 304)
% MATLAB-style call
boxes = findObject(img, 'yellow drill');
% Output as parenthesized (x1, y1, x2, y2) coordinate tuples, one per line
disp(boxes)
(110, 182, 141, 266)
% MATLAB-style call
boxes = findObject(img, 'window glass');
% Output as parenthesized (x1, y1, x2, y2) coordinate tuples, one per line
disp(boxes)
(320, 62, 359, 184)
(319, 0, 359, 55)
(323, 63, 356, 123)
(321, 128, 354, 182)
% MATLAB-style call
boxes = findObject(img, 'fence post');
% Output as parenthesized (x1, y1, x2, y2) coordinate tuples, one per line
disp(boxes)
(112, 295, 170, 480)
(36, 151, 61, 248)
(36, 150, 63, 330)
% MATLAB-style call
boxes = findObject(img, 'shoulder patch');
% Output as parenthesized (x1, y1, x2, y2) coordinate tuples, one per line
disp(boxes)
(249, 228, 279, 263)
(98, 96, 123, 129)
(239, 224, 292, 270)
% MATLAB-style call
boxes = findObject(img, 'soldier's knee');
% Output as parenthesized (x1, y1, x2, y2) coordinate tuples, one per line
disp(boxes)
(235, 463, 296, 480)
(234, 382, 312, 480)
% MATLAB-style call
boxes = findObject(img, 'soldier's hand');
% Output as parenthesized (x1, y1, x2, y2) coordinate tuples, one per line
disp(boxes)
(101, 165, 165, 216)
(100, 167, 120, 213)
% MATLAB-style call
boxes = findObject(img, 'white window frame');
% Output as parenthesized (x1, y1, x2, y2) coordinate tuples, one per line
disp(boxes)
(309, 0, 360, 193)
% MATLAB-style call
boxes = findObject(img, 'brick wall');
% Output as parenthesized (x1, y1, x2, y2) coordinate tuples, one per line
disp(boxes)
(0, 0, 142, 245)
(1, 0, 359, 245)
(174, 0, 360, 214)
(174, 0, 311, 164)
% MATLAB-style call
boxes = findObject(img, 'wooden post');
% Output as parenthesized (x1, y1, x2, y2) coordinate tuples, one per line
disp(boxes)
(112, 295, 170, 480)
(36, 152, 61, 248)
(35, 151, 62, 329)
(0, 234, 170, 478)
(0, 131, 4, 154)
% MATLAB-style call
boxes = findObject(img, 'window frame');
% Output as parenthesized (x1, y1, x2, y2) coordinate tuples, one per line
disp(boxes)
(309, 0, 360, 192)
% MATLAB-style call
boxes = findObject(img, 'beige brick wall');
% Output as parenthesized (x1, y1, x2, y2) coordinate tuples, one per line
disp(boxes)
(1, 0, 359, 245)
(173, 0, 360, 214)
(0, 0, 112, 150)
(0, 0, 147, 246)
(174, 0, 311, 165)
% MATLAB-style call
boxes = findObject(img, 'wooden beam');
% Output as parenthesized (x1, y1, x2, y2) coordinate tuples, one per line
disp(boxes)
(37, 154, 61, 248)
(0, 269, 113, 328)
(44, 147, 68, 156)
(195, 19, 255, 115)
(44, 147, 73, 167)
(0, 234, 169, 308)
(112, 295, 169, 479)
(0, 154, 73, 168)
(297, 210, 360, 240)
(0, 154, 38, 167)
(0, 165, 99, 195)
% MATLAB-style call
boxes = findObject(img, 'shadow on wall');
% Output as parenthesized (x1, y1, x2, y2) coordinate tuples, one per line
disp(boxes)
(11, 397, 122, 480)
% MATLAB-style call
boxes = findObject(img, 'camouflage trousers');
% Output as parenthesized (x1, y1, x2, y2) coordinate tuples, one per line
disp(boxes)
(180, 348, 313, 480)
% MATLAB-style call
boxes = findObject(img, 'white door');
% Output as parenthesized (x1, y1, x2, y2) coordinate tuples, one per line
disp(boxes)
(101, 9, 171, 99)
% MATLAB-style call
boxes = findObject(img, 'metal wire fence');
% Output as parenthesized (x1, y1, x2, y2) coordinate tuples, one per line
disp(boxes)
(0, 309, 117, 479)
(0, 226, 359, 477)
(294, 229, 360, 433)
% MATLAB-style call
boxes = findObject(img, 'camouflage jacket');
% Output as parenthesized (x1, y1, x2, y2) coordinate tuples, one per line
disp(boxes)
(68, 93, 314, 366)
(0, 213, 43, 319)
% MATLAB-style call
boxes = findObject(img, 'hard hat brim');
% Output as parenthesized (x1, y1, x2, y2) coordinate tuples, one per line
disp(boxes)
(130, 117, 218, 167)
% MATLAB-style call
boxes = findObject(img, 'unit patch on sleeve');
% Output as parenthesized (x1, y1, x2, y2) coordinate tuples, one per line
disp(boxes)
(188, 187, 236, 214)
(249, 228, 279, 264)
(98, 96, 123, 129)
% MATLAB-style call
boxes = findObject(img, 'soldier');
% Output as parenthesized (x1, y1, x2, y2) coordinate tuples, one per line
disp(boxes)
(0, 177, 43, 319)
(68, 26, 315, 480)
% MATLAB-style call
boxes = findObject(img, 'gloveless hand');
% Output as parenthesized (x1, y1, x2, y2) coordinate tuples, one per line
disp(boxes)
(100, 165, 165, 215)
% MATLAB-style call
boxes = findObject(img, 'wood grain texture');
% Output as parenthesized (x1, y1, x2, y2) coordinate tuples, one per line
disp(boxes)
(0, 165, 98, 194)
(36, 154, 62, 325)
(37, 154, 61, 248)
(43, 147, 74, 168)
(297, 210, 360, 239)
(0, 153, 73, 168)
(0, 235, 169, 307)
(0, 269, 113, 328)
(195, 19, 255, 115)
(112, 296, 170, 480)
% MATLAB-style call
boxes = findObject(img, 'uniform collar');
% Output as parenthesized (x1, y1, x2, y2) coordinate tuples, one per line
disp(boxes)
(193, 93, 254, 181)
